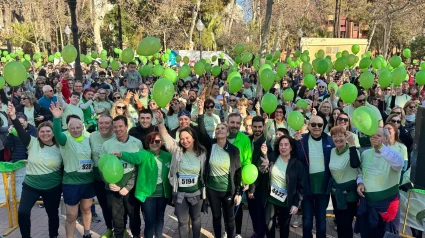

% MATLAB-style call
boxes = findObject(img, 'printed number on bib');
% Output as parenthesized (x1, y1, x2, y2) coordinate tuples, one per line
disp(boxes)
(121, 160, 133, 173)
(270, 184, 287, 203)
(78, 160, 93, 173)
(178, 174, 198, 188)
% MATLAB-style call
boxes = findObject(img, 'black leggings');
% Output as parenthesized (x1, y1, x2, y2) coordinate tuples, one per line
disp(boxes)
(331, 195, 357, 238)
(18, 183, 62, 238)
(207, 188, 235, 238)
(264, 201, 292, 238)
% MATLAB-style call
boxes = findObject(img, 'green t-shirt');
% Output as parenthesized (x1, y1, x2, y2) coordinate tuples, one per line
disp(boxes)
(151, 156, 164, 197)
(24, 137, 63, 190)
(308, 137, 325, 194)
(62, 104, 84, 130)
(100, 136, 143, 189)
(178, 151, 201, 193)
(268, 156, 288, 207)
(89, 131, 116, 181)
(166, 113, 179, 131)
(329, 145, 359, 184)
(360, 148, 401, 202)
(60, 134, 93, 185)
(207, 144, 231, 192)
(94, 101, 113, 115)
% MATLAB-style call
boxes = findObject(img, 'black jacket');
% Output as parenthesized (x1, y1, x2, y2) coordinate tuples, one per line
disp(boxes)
(248, 134, 273, 194)
(204, 139, 242, 196)
(129, 124, 158, 150)
(15, 103, 52, 127)
(260, 155, 307, 208)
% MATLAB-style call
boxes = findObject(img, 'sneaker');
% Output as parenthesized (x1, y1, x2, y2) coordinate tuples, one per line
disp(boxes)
(38, 204, 44, 208)
(101, 229, 113, 238)
(235, 234, 242, 238)
(83, 235, 92, 238)
(92, 212, 102, 223)
(222, 232, 227, 238)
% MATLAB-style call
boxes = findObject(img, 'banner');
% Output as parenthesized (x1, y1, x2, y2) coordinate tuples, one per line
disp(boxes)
(0, 164, 26, 204)
(400, 168, 425, 231)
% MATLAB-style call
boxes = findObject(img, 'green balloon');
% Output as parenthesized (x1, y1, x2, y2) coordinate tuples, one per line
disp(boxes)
(259, 68, 275, 91)
(24, 54, 31, 61)
(389, 56, 402, 68)
(378, 70, 392, 87)
(153, 65, 164, 77)
(325, 58, 333, 73)
(210, 65, 221, 77)
(62, 45, 78, 63)
(347, 54, 356, 67)
(359, 72, 374, 89)
(300, 54, 308, 63)
(1, 57, 6, 62)
(229, 77, 243, 93)
(100, 61, 108, 68)
(304, 74, 316, 89)
(272, 51, 281, 61)
(282, 88, 294, 102)
(328, 82, 338, 93)
(336, 52, 342, 58)
(253, 58, 260, 70)
(84, 55, 92, 64)
(0, 77, 5, 89)
(33, 52, 41, 61)
(54, 52, 61, 59)
(351, 44, 360, 55)
(372, 57, 382, 69)
(241, 52, 253, 64)
(341, 50, 349, 58)
(296, 99, 308, 110)
(17, 50, 24, 56)
(314, 59, 328, 75)
(10, 52, 16, 58)
(392, 67, 407, 86)
(276, 63, 287, 77)
(317, 49, 325, 58)
(166, 49, 171, 54)
(259, 63, 272, 75)
(154, 60, 160, 65)
(266, 54, 273, 60)
(261, 93, 278, 114)
(162, 68, 177, 83)
(412, 59, 418, 65)
(48, 55, 54, 62)
(5, 55, 10, 61)
(152, 78, 174, 108)
(302, 62, 312, 74)
(242, 164, 258, 185)
(194, 62, 205, 75)
(334, 57, 347, 72)
(121, 48, 134, 63)
(100, 54, 107, 60)
(98, 154, 115, 172)
(141, 65, 153, 77)
(175, 55, 181, 63)
(3, 61, 26, 86)
(294, 50, 301, 58)
(303, 50, 309, 56)
(111, 60, 120, 71)
(416, 71, 425, 86)
(352, 106, 378, 136)
(234, 44, 245, 54)
(137, 37, 161, 56)
(205, 63, 212, 73)
(22, 60, 31, 70)
(340, 83, 358, 104)
(402, 48, 411, 58)
(359, 57, 372, 69)
(228, 71, 241, 82)
(102, 157, 124, 184)
(220, 53, 224, 58)
(2, 51, 8, 56)
(287, 111, 305, 130)
(11, 128, 18, 136)
(178, 64, 191, 79)
(235, 56, 242, 64)
(211, 55, 217, 62)
(420, 62, 425, 70)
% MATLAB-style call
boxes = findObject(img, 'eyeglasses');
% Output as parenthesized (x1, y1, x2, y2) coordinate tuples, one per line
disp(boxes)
(337, 118, 349, 123)
(206, 105, 214, 109)
(114, 96, 122, 100)
(44, 90, 53, 93)
(116, 106, 127, 110)
(391, 120, 401, 124)
(356, 99, 365, 103)
(319, 86, 325, 89)
(275, 110, 283, 114)
(171, 103, 179, 107)
(230, 99, 236, 102)
(150, 139, 162, 145)
(310, 123, 323, 128)
(408, 106, 417, 109)
(20, 97, 28, 100)
(282, 83, 288, 85)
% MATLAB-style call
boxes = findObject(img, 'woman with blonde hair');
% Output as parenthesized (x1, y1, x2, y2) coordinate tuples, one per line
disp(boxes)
(16, 91, 51, 127)
(94, 88, 113, 115)
(317, 101, 333, 133)
(167, 98, 183, 131)
(111, 99, 135, 129)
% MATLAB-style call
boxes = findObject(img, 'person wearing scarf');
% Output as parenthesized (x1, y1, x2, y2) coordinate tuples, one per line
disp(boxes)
(355, 127, 404, 237)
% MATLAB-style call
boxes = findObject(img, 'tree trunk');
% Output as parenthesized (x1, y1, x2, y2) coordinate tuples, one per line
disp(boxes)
(336, 0, 342, 38)
(227, 0, 237, 35)
(256, 0, 274, 96)
(188, 0, 201, 50)
(382, 17, 392, 60)
(333, 0, 339, 38)
(92, 0, 111, 52)
(211, 31, 217, 51)
(365, 20, 377, 52)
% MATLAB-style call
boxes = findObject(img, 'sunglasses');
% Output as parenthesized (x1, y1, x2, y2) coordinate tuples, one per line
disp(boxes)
(230, 99, 236, 102)
(150, 139, 162, 145)
(408, 106, 417, 109)
(337, 117, 349, 123)
(206, 105, 214, 109)
(116, 106, 127, 110)
(20, 97, 28, 100)
(44, 90, 53, 93)
(391, 120, 401, 124)
(114, 96, 122, 100)
(310, 123, 323, 128)
(356, 99, 365, 103)
(385, 88, 391, 91)
(319, 86, 325, 89)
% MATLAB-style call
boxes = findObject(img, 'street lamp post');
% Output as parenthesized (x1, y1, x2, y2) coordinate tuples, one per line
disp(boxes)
(196, 19, 205, 60)
(64, 25, 71, 45)
(67, 0, 82, 81)
(297, 28, 303, 50)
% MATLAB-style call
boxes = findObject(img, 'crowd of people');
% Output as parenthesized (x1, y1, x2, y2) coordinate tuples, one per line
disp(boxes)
(0, 58, 423, 238)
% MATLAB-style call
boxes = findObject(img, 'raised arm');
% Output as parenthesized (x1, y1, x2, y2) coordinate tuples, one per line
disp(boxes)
(156, 110, 179, 153)
(112, 150, 148, 165)
(7, 104, 31, 147)
(50, 102, 67, 146)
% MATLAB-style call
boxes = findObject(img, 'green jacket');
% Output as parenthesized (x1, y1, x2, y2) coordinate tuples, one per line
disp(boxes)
(231, 131, 252, 167)
(121, 149, 172, 202)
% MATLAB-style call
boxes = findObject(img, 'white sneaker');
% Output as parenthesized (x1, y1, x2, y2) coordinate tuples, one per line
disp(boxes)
(235, 234, 242, 238)
(222, 232, 227, 238)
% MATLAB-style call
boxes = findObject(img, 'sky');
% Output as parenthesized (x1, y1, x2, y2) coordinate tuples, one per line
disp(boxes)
(237, 0, 253, 22)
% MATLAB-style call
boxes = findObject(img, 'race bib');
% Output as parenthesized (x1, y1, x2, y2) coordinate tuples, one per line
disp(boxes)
(78, 160, 93, 173)
(270, 184, 287, 203)
(121, 160, 133, 173)
(178, 174, 198, 188)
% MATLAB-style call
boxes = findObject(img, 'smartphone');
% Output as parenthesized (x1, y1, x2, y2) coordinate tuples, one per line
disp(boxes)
(384, 128, 390, 137)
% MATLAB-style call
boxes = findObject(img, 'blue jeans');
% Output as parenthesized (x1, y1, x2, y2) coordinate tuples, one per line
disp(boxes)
(141, 197, 168, 238)
(302, 193, 330, 238)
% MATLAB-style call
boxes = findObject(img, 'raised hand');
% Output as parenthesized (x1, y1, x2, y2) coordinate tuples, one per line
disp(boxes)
(110, 151, 122, 158)
(49, 102, 64, 119)
(7, 104, 16, 120)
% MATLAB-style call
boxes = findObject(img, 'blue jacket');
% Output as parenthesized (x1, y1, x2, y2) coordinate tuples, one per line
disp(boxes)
(38, 95, 58, 110)
(5, 124, 37, 162)
(295, 132, 334, 195)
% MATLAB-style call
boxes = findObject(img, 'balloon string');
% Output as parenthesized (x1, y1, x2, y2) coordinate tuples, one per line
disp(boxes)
(7, 87, 14, 123)
(299, 132, 309, 166)
(234, 190, 245, 216)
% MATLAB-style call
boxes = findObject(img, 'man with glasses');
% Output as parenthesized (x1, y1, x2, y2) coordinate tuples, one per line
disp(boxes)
(73, 81, 84, 95)
(38, 85, 57, 110)
(294, 116, 335, 238)
(343, 89, 383, 126)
